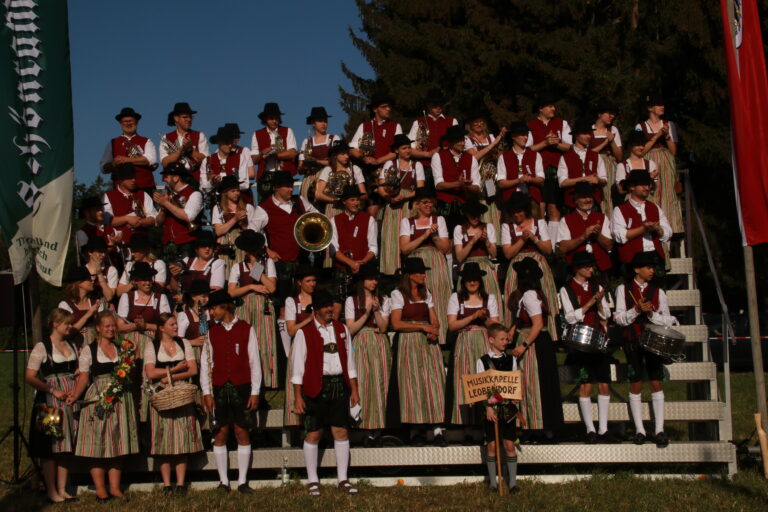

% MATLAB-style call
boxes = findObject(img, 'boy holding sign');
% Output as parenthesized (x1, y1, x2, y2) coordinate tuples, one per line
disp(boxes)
(475, 323, 522, 493)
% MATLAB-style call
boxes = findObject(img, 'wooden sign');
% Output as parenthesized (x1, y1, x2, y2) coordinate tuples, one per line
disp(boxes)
(461, 370, 522, 404)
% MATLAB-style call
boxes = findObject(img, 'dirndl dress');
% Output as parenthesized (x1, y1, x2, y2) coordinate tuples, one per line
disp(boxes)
(447, 319, 490, 424)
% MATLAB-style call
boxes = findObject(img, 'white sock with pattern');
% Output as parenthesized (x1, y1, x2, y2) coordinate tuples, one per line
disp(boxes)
(597, 394, 610, 435)
(213, 444, 229, 485)
(651, 391, 665, 434)
(579, 397, 595, 434)
(629, 393, 646, 435)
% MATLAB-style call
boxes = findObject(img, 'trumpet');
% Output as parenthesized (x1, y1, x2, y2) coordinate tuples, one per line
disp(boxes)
(132, 194, 146, 219)
(416, 112, 430, 151)
(294, 212, 334, 252)
(122, 138, 144, 158)
(273, 132, 285, 171)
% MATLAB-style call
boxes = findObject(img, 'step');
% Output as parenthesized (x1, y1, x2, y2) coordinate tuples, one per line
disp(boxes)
(667, 290, 701, 308)
(676, 324, 709, 343)
(561, 400, 725, 423)
(668, 258, 693, 276)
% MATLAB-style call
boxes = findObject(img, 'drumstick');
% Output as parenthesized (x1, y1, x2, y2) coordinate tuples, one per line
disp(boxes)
(628, 289, 644, 306)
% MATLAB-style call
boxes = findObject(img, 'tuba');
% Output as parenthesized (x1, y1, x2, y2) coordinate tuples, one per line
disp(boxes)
(294, 212, 334, 252)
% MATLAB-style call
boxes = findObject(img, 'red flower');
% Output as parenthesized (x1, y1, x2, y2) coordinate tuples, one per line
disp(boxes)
(105, 395, 115, 403)
(123, 358, 133, 365)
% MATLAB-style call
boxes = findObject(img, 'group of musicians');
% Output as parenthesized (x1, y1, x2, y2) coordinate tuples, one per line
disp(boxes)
(26, 92, 685, 498)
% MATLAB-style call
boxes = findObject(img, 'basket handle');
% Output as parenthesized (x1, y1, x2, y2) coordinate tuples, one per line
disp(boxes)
(166, 366, 173, 388)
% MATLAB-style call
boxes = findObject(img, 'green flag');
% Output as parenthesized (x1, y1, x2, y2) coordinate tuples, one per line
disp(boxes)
(0, 0, 74, 286)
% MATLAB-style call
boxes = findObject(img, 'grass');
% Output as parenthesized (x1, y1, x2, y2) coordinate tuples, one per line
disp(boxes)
(1, 355, 767, 512)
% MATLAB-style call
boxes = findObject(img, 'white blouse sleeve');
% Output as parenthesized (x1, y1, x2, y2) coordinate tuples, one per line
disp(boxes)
(183, 339, 195, 361)
(437, 216, 449, 238)
(228, 263, 241, 284)
(78, 344, 92, 373)
(284, 297, 297, 322)
(26, 343, 47, 371)
(521, 290, 542, 317)
(399, 218, 412, 237)
(209, 259, 226, 289)
(344, 296, 356, 321)
(537, 219, 551, 241)
(488, 294, 500, 319)
(389, 290, 404, 311)
(446, 293, 460, 316)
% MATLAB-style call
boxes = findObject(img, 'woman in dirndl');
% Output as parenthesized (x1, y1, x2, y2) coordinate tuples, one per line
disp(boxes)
(26, 308, 79, 503)
(71, 311, 139, 502)
(446, 262, 499, 425)
(82, 237, 119, 304)
(344, 261, 391, 446)
(169, 231, 226, 306)
(500, 191, 558, 337)
(282, 266, 317, 428)
(176, 279, 211, 363)
(298, 106, 338, 201)
(635, 95, 683, 234)
(389, 257, 447, 446)
(377, 134, 424, 275)
(590, 102, 623, 214)
(58, 265, 100, 349)
(228, 230, 279, 390)
(212, 175, 262, 275)
(143, 313, 203, 493)
(508, 257, 563, 443)
(116, 233, 167, 297)
(453, 199, 501, 307)
(399, 186, 452, 346)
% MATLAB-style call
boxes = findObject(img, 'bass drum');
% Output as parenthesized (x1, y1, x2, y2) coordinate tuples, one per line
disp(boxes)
(562, 323, 610, 353)
(639, 324, 686, 362)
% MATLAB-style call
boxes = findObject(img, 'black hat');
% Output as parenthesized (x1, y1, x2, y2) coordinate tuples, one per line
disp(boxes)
(464, 109, 488, 122)
(130, 261, 157, 280)
(366, 93, 392, 111)
(424, 89, 447, 104)
(390, 134, 412, 151)
(167, 102, 197, 126)
(82, 237, 108, 253)
(594, 101, 618, 115)
(441, 125, 468, 144)
(506, 191, 531, 213)
(235, 229, 266, 253)
(626, 168, 653, 186)
(402, 257, 430, 274)
(512, 257, 543, 280)
(112, 163, 136, 181)
(207, 289, 234, 308)
(216, 174, 241, 193)
(355, 261, 381, 280)
(306, 106, 331, 124)
(161, 161, 190, 177)
(258, 102, 284, 121)
(413, 186, 436, 202)
(128, 232, 154, 250)
(311, 289, 335, 309)
(535, 93, 558, 110)
(459, 262, 486, 280)
(186, 279, 211, 296)
(293, 265, 317, 280)
(461, 199, 488, 217)
(64, 266, 91, 284)
(570, 251, 597, 270)
(209, 126, 236, 145)
(328, 140, 350, 158)
(78, 196, 105, 214)
(339, 184, 363, 200)
(645, 94, 665, 107)
(570, 119, 594, 136)
(193, 230, 219, 248)
(271, 170, 295, 188)
(573, 181, 594, 199)
(115, 107, 141, 122)
(508, 121, 529, 136)
(223, 123, 244, 136)
(625, 130, 647, 147)
(631, 251, 659, 269)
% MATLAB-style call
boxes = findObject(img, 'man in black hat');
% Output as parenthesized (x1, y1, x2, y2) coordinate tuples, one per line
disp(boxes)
(100, 107, 158, 191)
(497, 121, 545, 207)
(611, 169, 671, 266)
(160, 102, 209, 182)
(349, 95, 402, 166)
(558, 252, 614, 444)
(251, 102, 297, 199)
(431, 125, 480, 230)
(153, 163, 204, 250)
(613, 251, 679, 447)
(200, 126, 251, 196)
(291, 289, 359, 496)
(103, 164, 158, 246)
(557, 181, 613, 272)
(408, 89, 458, 163)
(299, 107, 338, 176)
(76, 196, 121, 265)
(200, 290, 261, 493)
(557, 119, 607, 218)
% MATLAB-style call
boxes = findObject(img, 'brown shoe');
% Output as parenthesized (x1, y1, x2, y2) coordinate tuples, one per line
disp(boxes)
(338, 480, 358, 494)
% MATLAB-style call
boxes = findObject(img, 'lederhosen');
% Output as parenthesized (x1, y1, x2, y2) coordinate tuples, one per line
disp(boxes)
(562, 280, 612, 384)
(479, 353, 518, 442)
(622, 282, 665, 383)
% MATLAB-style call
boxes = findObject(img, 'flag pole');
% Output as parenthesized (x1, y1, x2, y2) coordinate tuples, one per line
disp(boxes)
(743, 245, 767, 432)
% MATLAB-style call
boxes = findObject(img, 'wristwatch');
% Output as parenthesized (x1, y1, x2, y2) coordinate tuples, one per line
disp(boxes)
(521, 341, 529, 348)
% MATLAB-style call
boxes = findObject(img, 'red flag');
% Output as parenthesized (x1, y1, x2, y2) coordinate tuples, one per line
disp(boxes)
(721, 0, 768, 246)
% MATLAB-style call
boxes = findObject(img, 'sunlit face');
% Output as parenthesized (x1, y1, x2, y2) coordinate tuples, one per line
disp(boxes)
(539, 104, 556, 119)
(343, 196, 361, 213)
(335, 151, 350, 166)
(636, 265, 655, 282)
(597, 111, 616, 125)
(575, 196, 594, 212)
(469, 118, 486, 133)
(648, 105, 665, 116)
(396, 144, 412, 159)
(575, 264, 594, 279)
(133, 278, 153, 293)
(312, 120, 328, 134)
(225, 187, 240, 202)
(315, 304, 334, 323)
(121, 177, 137, 192)
(299, 275, 317, 294)
(161, 316, 179, 338)
(196, 245, 214, 260)
(53, 320, 73, 337)
(175, 114, 193, 130)
(120, 117, 138, 135)
(416, 198, 435, 216)
(409, 272, 426, 285)
(463, 278, 480, 294)
(489, 331, 509, 353)
(363, 277, 379, 292)
(88, 249, 106, 266)
(374, 103, 391, 119)
(265, 116, 280, 130)
(210, 304, 228, 322)
(96, 315, 117, 340)
(427, 103, 443, 117)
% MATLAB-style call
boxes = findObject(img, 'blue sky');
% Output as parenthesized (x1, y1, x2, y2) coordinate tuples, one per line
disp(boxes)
(68, 0, 372, 185)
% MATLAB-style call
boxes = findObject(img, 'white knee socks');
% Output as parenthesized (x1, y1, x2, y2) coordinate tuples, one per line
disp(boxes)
(335, 439, 350, 482)
(651, 391, 665, 434)
(629, 393, 645, 435)
(579, 397, 595, 434)
(597, 394, 610, 435)
(303, 441, 319, 483)
(213, 444, 229, 485)
(237, 444, 251, 486)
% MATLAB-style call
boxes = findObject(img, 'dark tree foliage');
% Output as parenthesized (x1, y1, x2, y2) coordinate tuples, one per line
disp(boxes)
(341, 0, 768, 311)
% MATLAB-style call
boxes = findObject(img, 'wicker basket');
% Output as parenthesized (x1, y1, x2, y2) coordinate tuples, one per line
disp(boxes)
(149, 367, 198, 412)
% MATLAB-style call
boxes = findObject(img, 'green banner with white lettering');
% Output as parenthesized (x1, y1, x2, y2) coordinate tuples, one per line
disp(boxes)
(0, 0, 74, 286)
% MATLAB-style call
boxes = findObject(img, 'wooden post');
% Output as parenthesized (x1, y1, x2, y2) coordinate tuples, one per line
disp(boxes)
(494, 420, 503, 496)
(754, 414, 768, 478)
(743, 247, 768, 432)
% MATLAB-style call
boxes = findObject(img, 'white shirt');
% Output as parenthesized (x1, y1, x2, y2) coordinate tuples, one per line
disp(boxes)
(253, 195, 318, 231)
(116, 292, 171, 319)
(168, 185, 204, 222)
(430, 151, 481, 187)
(143, 338, 195, 365)
(298, 134, 338, 161)
(496, 148, 545, 197)
(634, 121, 679, 143)
(611, 198, 672, 249)
(518, 289, 542, 318)
(212, 203, 264, 233)
(199, 151, 250, 192)
(399, 216, 449, 238)
(176, 308, 209, 340)
(200, 316, 262, 395)
(525, 119, 573, 146)
(78, 343, 118, 373)
(57, 299, 94, 315)
(330, 212, 378, 257)
(227, 258, 278, 284)
(447, 293, 500, 320)
(102, 186, 158, 223)
(183, 256, 227, 289)
(290, 318, 357, 385)
(284, 296, 310, 323)
(349, 120, 403, 149)
(380, 160, 426, 183)
(390, 289, 434, 310)
(99, 134, 158, 171)
(591, 125, 623, 148)
(613, 281, 678, 327)
(407, 115, 457, 145)
(343, 295, 391, 322)
(501, 219, 550, 246)
(27, 340, 77, 371)
(556, 146, 608, 185)
(464, 133, 495, 151)
(250, 127, 297, 173)
(476, 350, 518, 373)
(317, 165, 366, 185)
(559, 280, 610, 325)
(159, 130, 210, 169)
(615, 159, 659, 183)
(556, 210, 612, 254)
(453, 223, 497, 247)
(119, 259, 167, 286)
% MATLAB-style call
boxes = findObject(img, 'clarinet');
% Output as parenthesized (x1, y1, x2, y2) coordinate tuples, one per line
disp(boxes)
(199, 302, 217, 430)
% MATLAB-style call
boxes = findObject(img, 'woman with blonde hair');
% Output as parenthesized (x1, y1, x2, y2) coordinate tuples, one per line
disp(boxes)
(212, 175, 263, 274)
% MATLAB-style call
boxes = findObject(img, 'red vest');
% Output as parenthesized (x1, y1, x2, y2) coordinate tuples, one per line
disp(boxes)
(126, 291, 162, 324)
(562, 210, 612, 271)
(616, 201, 665, 263)
(254, 127, 297, 178)
(409, 216, 438, 248)
(210, 319, 253, 387)
(308, 134, 336, 161)
(259, 196, 305, 262)
(206, 151, 241, 178)
(164, 130, 203, 181)
(623, 281, 661, 341)
(501, 148, 542, 202)
(237, 261, 256, 287)
(333, 211, 371, 269)
(111, 135, 154, 189)
(527, 117, 564, 169)
(161, 185, 198, 245)
(362, 120, 398, 159)
(182, 308, 201, 340)
(106, 188, 149, 243)
(436, 150, 473, 204)
(567, 279, 601, 328)
(415, 115, 455, 166)
(300, 319, 351, 398)
(562, 148, 603, 208)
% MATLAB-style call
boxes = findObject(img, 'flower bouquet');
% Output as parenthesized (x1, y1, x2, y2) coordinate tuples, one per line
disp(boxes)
(35, 404, 63, 440)
(94, 341, 135, 420)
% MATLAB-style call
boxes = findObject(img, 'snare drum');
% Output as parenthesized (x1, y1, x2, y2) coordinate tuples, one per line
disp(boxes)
(562, 323, 610, 353)
(639, 325, 686, 362)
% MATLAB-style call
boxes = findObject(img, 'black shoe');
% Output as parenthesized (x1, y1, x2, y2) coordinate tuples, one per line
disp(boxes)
(410, 434, 426, 446)
(654, 431, 669, 448)
(217, 483, 230, 492)
(95, 495, 112, 503)
(64, 497, 79, 503)
(162, 486, 174, 494)
(599, 431, 620, 444)
(585, 431, 598, 444)
(175, 485, 187, 495)
(433, 433, 448, 447)
(633, 433, 646, 445)
(237, 484, 252, 494)
(509, 486, 521, 493)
